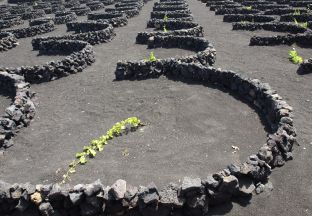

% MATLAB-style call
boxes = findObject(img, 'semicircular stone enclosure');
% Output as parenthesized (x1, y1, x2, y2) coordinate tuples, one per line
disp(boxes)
(0, 0, 309, 215)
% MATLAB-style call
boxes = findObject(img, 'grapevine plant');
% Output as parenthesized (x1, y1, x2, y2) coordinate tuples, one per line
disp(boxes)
(288, 48, 303, 64)
(293, 9, 301, 15)
(243, 6, 252, 10)
(294, 18, 308, 29)
(62, 117, 143, 184)
(163, 25, 168, 32)
(144, 51, 158, 62)
(163, 14, 168, 22)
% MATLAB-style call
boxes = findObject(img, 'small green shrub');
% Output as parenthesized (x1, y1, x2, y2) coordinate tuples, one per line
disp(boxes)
(163, 14, 168, 22)
(294, 18, 308, 29)
(144, 51, 158, 62)
(288, 48, 303, 64)
(163, 25, 168, 32)
(293, 9, 301, 15)
(243, 6, 252, 10)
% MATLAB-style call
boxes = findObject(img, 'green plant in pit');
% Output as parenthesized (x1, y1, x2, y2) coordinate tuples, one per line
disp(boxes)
(61, 117, 143, 184)
(163, 25, 168, 32)
(293, 9, 301, 15)
(243, 6, 252, 10)
(294, 18, 308, 29)
(144, 51, 158, 62)
(163, 14, 168, 22)
(288, 48, 303, 64)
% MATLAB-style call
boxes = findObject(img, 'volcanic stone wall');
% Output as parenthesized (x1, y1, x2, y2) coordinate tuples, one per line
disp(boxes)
(70, 6, 92, 16)
(3, 40, 95, 83)
(0, 72, 35, 149)
(6, 23, 55, 39)
(21, 10, 46, 20)
(299, 58, 312, 74)
(250, 32, 312, 46)
(0, 16, 24, 30)
(54, 11, 78, 25)
(32, 21, 115, 46)
(87, 12, 128, 27)
(232, 22, 307, 34)
(0, 32, 18, 52)
(29, 18, 54, 26)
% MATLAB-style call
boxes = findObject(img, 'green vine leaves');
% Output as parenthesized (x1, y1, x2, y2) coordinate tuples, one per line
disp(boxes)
(61, 117, 143, 184)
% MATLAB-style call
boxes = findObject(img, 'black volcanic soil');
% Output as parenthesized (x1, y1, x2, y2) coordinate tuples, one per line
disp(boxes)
(0, 0, 311, 215)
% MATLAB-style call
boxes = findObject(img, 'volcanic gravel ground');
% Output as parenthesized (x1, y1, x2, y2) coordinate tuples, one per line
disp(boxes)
(0, 0, 266, 189)
(188, 0, 312, 215)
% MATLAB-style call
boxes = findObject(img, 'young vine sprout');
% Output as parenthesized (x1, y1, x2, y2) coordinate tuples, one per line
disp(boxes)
(288, 48, 303, 64)
(61, 117, 143, 184)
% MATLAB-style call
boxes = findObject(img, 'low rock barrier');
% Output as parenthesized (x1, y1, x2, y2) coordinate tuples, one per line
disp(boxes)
(298, 58, 312, 74)
(232, 22, 308, 34)
(70, 6, 92, 16)
(6, 23, 55, 39)
(0, 72, 35, 149)
(87, 1, 105, 11)
(105, 7, 140, 18)
(54, 11, 78, 25)
(250, 33, 312, 46)
(0, 32, 18, 52)
(151, 10, 192, 19)
(0, 15, 24, 30)
(3, 39, 95, 84)
(88, 12, 128, 27)
(136, 25, 204, 44)
(29, 17, 54, 26)
(32, 21, 115, 46)
(223, 14, 276, 22)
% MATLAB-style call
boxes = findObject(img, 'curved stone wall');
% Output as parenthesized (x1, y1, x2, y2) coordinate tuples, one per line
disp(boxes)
(88, 12, 128, 27)
(0, 15, 24, 30)
(136, 25, 204, 44)
(233, 22, 308, 34)
(70, 6, 92, 16)
(0, 32, 18, 52)
(298, 58, 312, 74)
(250, 33, 312, 46)
(0, 60, 296, 215)
(3, 40, 95, 84)
(151, 10, 193, 19)
(29, 18, 54, 27)
(54, 11, 78, 25)
(0, 72, 36, 149)
(147, 19, 199, 29)
(6, 23, 55, 39)
(87, 1, 105, 11)
(21, 10, 46, 20)
(223, 14, 276, 23)
(105, 7, 140, 18)
(32, 21, 115, 46)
